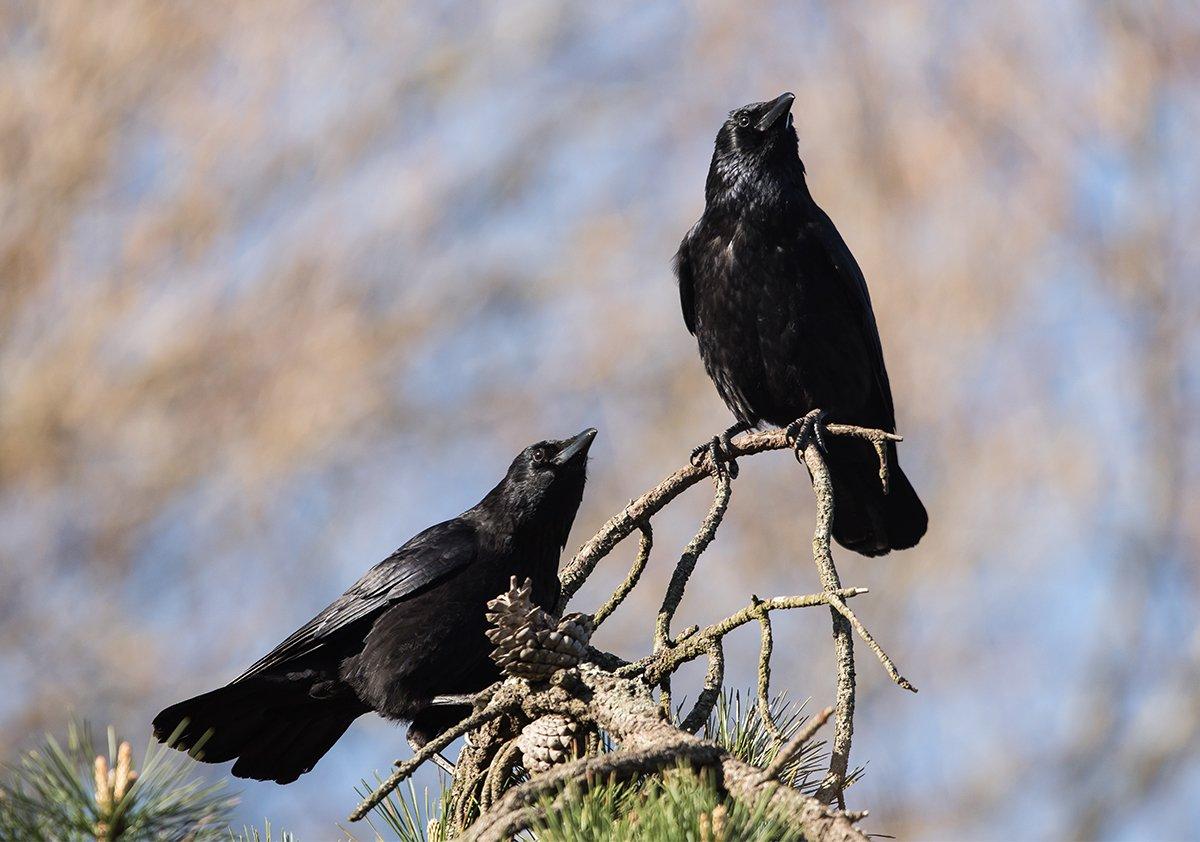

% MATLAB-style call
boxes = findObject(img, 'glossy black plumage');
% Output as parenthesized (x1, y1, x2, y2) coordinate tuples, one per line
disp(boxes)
(676, 93, 926, 556)
(152, 429, 596, 783)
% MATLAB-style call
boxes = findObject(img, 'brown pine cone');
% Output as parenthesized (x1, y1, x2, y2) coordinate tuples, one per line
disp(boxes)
(516, 714, 584, 773)
(485, 577, 594, 681)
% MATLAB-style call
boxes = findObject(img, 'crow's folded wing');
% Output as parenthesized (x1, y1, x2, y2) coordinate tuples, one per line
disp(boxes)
(810, 213, 895, 428)
(806, 214, 892, 419)
(675, 225, 699, 335)
(235, 519, 478, 680)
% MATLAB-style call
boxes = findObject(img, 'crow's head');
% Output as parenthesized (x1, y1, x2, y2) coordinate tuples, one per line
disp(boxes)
(708, 92, 803, 202)
(491, 428, 596, 544)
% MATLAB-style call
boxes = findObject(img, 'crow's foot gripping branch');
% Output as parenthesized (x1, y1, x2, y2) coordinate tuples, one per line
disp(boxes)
(785, 409, 828, 463)
(689, 422, 749, 479)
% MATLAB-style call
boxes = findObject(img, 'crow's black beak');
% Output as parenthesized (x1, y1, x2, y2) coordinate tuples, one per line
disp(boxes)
(553, 428, 597, 465)
(756, 92, 795, 131)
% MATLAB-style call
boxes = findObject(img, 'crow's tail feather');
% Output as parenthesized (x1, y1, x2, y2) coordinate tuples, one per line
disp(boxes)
(824, 439, 927, 557)
(152, 676, 364, 784)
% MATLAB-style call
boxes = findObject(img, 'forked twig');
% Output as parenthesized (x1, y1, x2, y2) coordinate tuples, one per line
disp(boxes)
(635, 589, 868, 684)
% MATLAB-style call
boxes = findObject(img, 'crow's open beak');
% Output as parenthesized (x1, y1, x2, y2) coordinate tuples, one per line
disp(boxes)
(756, 92, 795, 131)
(554, 428, 597, 465)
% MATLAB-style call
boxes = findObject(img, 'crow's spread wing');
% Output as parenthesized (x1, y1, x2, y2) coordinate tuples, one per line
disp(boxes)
(236, 519, 478, 680)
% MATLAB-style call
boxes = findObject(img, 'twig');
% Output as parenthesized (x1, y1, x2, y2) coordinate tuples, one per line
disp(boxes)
(754, 597, 784, 744)
(592, 522, 652, 628)
(637, 589, 868, 684)
(556, 423, 898, 614)
(826, 593, 917, 692)
(654, 471, 732, 649)
(823, 423, 902, 495)
(349, 700, 511, 821)
(802, 432, 857, 806)
(679, 640, 724, 734)
(556, 430, 782, 614)
(653, 470, 732, 711)
(763, 706, 834, 782)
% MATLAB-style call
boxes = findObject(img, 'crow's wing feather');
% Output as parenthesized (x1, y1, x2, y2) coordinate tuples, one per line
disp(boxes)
(676, 225, 699, 335)
(809, 211, 894, 426)
(236, 519, 478, 680)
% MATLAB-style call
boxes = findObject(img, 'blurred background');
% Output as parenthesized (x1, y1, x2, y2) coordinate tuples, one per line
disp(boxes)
(2, 1, 1198, 838)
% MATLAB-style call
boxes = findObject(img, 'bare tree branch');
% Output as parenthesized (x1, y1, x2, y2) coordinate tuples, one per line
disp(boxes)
(637, 589, 868, 685)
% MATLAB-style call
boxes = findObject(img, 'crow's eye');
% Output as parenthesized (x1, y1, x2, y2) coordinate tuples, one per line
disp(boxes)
(532, 448, 547, 464)
(737, 114, 751, 128)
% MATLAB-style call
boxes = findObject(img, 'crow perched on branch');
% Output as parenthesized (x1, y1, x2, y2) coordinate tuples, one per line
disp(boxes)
(675, 92, 926, 556)
(153, 428, 596, 783)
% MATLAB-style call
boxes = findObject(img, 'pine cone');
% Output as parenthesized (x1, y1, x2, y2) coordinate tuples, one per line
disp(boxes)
(486, 577, 594, 681)
(516, 714, 584, 773)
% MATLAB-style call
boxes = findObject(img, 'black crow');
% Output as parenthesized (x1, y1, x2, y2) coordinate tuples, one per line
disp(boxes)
(675, 92, 926, 556)
(152, 428, 596, 783)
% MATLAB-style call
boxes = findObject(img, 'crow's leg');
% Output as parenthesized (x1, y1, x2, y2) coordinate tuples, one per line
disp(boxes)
(429, 694, 478, 749)
(408, 732, 457, 776)
(689, 423, 749, 479)
(410, 699, 476, 776)
(785, 409, 828, 464)
(430, 694, 477, 706)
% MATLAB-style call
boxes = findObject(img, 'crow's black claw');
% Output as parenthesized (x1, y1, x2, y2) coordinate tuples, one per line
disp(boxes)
(786, 410, 828, 461)
(691, 433, 739, 479)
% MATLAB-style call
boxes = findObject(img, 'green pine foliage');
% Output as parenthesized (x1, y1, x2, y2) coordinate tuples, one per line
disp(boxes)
(701, 690, 827, 793)
(532, 764, 807, 842)
(0, 722, 236, 841)
(227, 820, 296, 841)
(349, 776, 455, 842)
